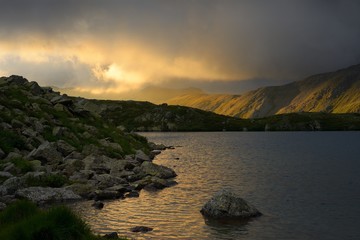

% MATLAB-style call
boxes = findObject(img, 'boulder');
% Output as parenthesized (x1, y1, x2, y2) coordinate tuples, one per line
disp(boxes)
(5, 75, 28, 85)
(135, 150, 151, 162)
(65, 183, 93, 198)
(15, 187, 81, 203)
(27, 141, 63, 164)
(1, 177, 27, 195)
(93, 174, 127, 189)
(141, 161, 177, 179)
(56, 140, 76, 156)
(26, 81, 43, 95)
(200, 189, 261, 219)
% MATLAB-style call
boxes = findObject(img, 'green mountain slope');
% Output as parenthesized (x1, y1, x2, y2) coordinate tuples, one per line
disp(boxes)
(168, 64, 360, 118)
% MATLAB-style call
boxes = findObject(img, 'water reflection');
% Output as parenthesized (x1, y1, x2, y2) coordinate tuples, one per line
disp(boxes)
(71, 132, 360, 240)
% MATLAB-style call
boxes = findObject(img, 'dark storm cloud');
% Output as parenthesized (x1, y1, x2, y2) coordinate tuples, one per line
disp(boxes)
(1, 0, 360, 90)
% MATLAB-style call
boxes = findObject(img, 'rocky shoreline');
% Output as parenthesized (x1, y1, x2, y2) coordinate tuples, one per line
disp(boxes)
(0, 75, 177, 210)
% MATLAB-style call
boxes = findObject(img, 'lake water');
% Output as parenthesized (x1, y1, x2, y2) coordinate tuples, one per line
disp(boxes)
(72, 132, 360, 239)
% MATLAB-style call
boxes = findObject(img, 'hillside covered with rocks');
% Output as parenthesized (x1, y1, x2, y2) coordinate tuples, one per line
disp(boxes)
(0, 75, 177, 209)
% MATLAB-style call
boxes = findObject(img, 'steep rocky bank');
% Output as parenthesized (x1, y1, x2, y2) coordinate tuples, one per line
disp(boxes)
(0, 75, 177, 208)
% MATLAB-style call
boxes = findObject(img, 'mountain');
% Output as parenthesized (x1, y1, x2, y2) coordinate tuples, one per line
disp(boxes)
(168, 64, 360, 118)
(54, 85, 203, 104)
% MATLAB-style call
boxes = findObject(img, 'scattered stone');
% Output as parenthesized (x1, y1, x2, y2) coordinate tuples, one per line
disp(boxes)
(103, 232, 119, 239)
(130, 226, 153, 233)
(92, 200, 104, 209)
(200, 189, 262, 220)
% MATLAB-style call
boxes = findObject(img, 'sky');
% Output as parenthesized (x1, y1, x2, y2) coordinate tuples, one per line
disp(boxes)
(1, 0, 360, 95)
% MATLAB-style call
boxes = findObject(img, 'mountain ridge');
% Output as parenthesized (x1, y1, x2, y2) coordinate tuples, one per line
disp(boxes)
(168, 64, 360, 118)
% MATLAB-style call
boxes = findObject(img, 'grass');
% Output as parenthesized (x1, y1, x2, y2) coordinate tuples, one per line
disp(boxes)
(0, 130, 25, 154)
(0, 200, 108, 240)
(25, 174, 69, 188)
(11, 158, 34, 174)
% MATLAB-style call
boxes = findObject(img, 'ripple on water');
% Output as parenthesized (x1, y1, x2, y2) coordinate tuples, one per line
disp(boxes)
(70, 132, 360, 240)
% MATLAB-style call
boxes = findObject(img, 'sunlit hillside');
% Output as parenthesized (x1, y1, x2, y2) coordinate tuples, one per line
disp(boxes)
(168, 64, 360, 118)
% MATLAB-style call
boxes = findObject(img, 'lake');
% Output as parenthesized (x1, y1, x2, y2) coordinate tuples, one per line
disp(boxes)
(72, 132, 360, 239)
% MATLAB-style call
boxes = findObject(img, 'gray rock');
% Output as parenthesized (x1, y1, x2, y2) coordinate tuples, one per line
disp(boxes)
(50, 95, 73, 105)
(0, 202, 6, 211)
(93, 174, 127, 189)
(200, 189, 261, 219)
(11, 119, 24, 129)
(0, 148, 5, 159)
(65, 183, 93, 197)
(99, 139, 123, 152)
(34, 120, 44, 133)
(125, 190, 139, 198)
(149, 142, 166, 150)
(27, 141, 63, 164)
(135, 150, 151, 162)
(5, 75, 28, 85)
(22, 128, 37, 138)
(26, 81, 43, 95)
(0, 171, 13, 179)
(103, 232, 119, 239)
(56, 140, 76, 156)
(130, 226, 153, 233)
(5, 152, 23, 161)
(105, 184, 129, 193)
(92, 200, 104, 209)
(52, 126, 66, 137)
(1, 177, 27, 195)
(15, 187, 81, 203)
(69, 170, 94, 182)
(141, 161, 177, 179)
(94, 190, 122, 200)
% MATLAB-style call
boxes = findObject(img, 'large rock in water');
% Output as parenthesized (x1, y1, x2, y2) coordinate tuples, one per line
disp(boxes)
(200, 189, 261, 219)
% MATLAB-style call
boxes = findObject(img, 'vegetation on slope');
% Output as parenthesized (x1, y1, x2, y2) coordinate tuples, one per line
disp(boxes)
(0, 200, 125, 240)
(168, 64, 360, 118)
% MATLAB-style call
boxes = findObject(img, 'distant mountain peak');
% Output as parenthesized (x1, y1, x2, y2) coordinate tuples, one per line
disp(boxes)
(168, 63, 360, 118)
